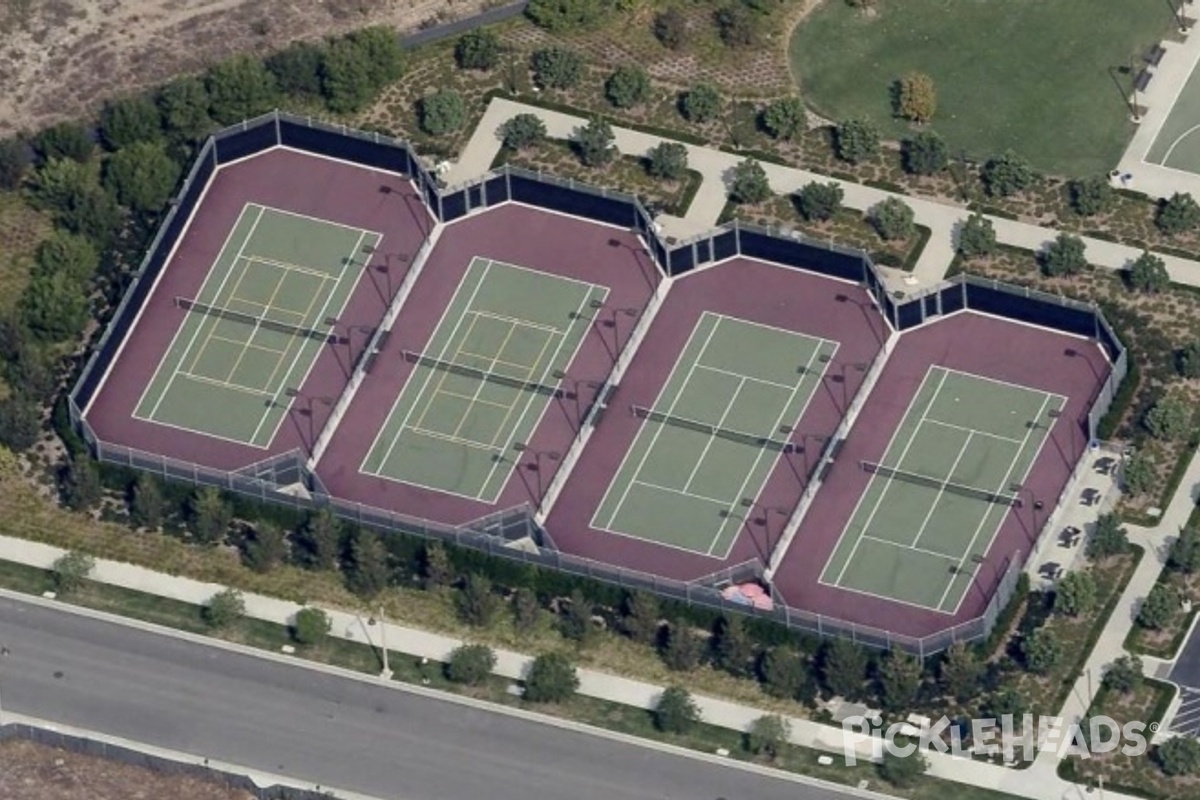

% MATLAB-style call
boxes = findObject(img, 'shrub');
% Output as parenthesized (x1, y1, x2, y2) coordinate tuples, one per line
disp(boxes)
(204, 588, 246, 629)
(821, 638, 867, 698)
(446, 643, 497, 685)
(759, 646, 806, 699)
(1171, 528, 1200, 573)
(419, 90, 467, 136)
(52, 551, 95, 595)
(957, 212, 996, 259)
(0, 136, 30, 189)
(99, 95, 162, 149)
(1157, 192, 1200, 235)
(762, 97, 806, 140)
(575, 117, 616, 167)
(264, 41, 325, 98)
(558, 588, 593, 643)
(455, 29, 502, 71)
(895, 72, 936, 123)
(870, 197, 915, 241)
(981, 150, 1034, 197)
(1040, 232, 1086, 277)
(1021, 627, 1061, 673)
(1157, 735, 1200, 776)
(835, 118, 880, 164)
(620, 591, 661, 645)
(1138, 582, 1177, 630)
(526, 0, 610, 31)
(1053, 570, 1096, 616)
(205, 55, 279, 125)
(499, 114, 547, 151)
(796, 181, 843, 222)
(1128, 251, 1169, 294)
(902, 131, 947, 175)
(654, 6, 687, 49)
(681, 84, 722, 124)
(32, 121, 94, 163)
(661, 618, 706, 671)
(524, 652, 579, 702)
(878, 749, 927, 787)
(531, 47, 584, 90)
(730, 158, 771, 205)
(457, 573, 500, 627)
(646, 142, 688, 181)
(103, 141, 182, 213)
(1088, 514, 1129, 559)
(654, 686, 700, 733)
(293, 607, 331, 645)
(1104, 655, 1144, 694)
(1070, 175, 1113, 216)
(0, 396, 40, 451)
(746, 714, 790, 759)
(1145, 394, 1193, 441)
(606, 65, 650, 109)
(1121, 451, 1155, 496)
(715, 4, 757, 47)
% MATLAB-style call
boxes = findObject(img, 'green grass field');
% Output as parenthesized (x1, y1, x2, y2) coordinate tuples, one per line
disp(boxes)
(789, 0, 1176, 175)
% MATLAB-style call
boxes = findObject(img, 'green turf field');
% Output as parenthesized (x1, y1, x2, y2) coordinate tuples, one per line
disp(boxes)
(820, 366, 1065, 613)
(789, 0, 1175, 175)
(592, 312, 836, 558)
(134, 203, 379, 447)
(361, 258, 607, 502)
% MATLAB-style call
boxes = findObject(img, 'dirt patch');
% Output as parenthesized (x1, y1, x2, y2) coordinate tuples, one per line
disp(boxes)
(0, 738, 255, 800)
(0, 0, 492, 137)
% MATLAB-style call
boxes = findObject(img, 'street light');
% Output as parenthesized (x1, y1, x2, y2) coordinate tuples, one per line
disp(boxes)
(366, 610, 391, 680)
(513, 443, 561, 512)
(740, 497, 790, 552)
(818, 355, 869, 411)
(551, 369, 604, 429)
(285, 388, 336, 450)
(948, 563, 988, 604)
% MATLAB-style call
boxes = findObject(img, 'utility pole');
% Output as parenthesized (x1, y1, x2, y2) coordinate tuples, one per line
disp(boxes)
(379, 605, 392, 680)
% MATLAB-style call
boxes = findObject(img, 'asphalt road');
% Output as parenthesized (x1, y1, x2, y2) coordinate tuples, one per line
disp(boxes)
(0, 595, 859, 800)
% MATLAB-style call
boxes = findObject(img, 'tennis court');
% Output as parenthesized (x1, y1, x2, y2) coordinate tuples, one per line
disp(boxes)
(361, 258, 607, 501)
(820, 366, 1065, 613)
(134, 203, 380, 447)
(592, 312, 836, 558)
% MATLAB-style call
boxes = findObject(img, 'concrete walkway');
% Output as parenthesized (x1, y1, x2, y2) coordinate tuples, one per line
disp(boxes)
(449, 97, 1200, 295)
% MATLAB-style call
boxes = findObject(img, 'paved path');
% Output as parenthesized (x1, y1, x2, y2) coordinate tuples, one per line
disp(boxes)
(449, 98, 1200, 295)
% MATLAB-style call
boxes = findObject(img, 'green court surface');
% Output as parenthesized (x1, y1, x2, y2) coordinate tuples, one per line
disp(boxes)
(361, 258, 607, 501)
(1146, 51, 1200, 175)
(820, 366, 1066, 613)
(592, 312, 836, 558)
(134, 203, 380, 447)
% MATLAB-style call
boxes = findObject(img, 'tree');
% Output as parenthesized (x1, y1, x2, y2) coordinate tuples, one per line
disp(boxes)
(821, 638, 867, 699)
(129, 474, 166, 530)
(158, 76, 213, 143)
(982, 150, 1034, 197)
(52, 551, 94, 595)
(646, 141, 688, 181)
(0, 396, 40, 451)
(99, 95, 162, 151)
(32, 121, 94, 163)
(293, 607, 331, 645)
(870, 197, 915, 241)
(63, 457, 102, 511)
(455, 29, 502, 71)
(681, 84, 721, 124)
(1022, 627, 1061, 674)
(730, 157, 771, 205)
(746, 714, 790, 760)
(834, 118, 880, 164)
(205, 55, 280, 125)
(526, 0, 610, 31)
(712, 615, 755, 678)
(957, 212, 996, 259)
(343, 27, 406, 89)
(1040, 232, 1087, 277)
(345, 530, 390, 597)
(531, 47, 584, 90)
(762, 96, 806, 140)
(35, 231, 99, 283)
(1156, 735, 1200, 776)
(1070, 175, 1113, 217)
(21, 270, 90, 342)
(320, 37, 375, 114)
(205, 587, 245, 629)
(264, 41, 326, 98)
(985, 686, 1027, 718)
(513, 587, 542, 635)
(456, 573, 499, 626)
(896, 72, 936, 124)
(421, 541, 454, 588)
(447, 643, 497, 685)
(939, 641, 982, 701)
(28, 157, 93, 215)
(902, 131, 947, 176)
(654, 686, 700, 733)
(500, 113, 547, 151)
(661, 618, 705, 671)
(795, 181, 843, 222)
(1086, 513, 1128, 560)
(59, 182, 121, 245)
(1171, 528, 1200, 573)
(189, 487, 232, 546)
(0, 136, 30, 190)
(654, 6, 687, 49)
(606, 65, 650, 109)
(419, 90, 467, 136)
(1157, 192, 1200, 235)
(1129, 251, 1169, 294)
(759, 646, 806, 699)
(296, 507, 341, 571)
(878, 749, 927, 787)
(715, 4, 757, 47)
(558, 588, 593, 643)
(1053, 570, 1097, 616)
(1139, 582, 1178, 630)
(621, 591, 661, 645)
(103, 141, 181, 213)
(1146, 394, 1193, 441)
(1121, 451, 1155, 497)
(877, 650, 922, 712)
(523, 652, 579, 702)
(575, 118, 615, 168)
(1104, 654, 1144, 695)
(244, 521, 288, 573)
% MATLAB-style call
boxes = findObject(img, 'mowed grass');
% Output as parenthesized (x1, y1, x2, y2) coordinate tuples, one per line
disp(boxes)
(789, 0, 1176, 175)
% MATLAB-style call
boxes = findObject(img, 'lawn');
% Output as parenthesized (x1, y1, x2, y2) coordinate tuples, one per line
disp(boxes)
(789, 0, 1177, 175)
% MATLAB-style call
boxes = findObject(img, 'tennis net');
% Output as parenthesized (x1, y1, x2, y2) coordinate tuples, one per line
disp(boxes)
(402, 351, 563, 398)
(176, 297, 333, 343)
(632, 406, 796, 452)
(861, 461, 1021, 507)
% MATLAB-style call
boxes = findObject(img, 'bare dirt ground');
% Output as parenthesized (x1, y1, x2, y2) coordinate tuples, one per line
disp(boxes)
(0, 0, 492, 137)
(0, 739, 256, 800)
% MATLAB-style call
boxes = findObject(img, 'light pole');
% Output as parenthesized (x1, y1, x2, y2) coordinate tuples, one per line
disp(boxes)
(324, 316, 375, 371)
(513, 443, 561, 512)
(368, 608, 392, 680)
(740, 497, 789, 552)
(551, 369, 604, 430)
(285, 388, 335, 450)
(602, 306, 639, 350)
(1008, 480, 1044, 545)
(948, 563, 988, 604)
(818, 355, 869, 411)
(0, 643, 8, 724)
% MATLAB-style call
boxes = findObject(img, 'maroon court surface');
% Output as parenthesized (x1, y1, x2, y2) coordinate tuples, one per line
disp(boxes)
(82, 148, 431, 469)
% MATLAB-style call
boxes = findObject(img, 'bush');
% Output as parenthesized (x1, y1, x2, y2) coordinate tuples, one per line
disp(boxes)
(835, 118, 880, 164)
(499, 114, 547, 152)
(205, 55, 279, 125)
(0, 137, 30, 190)
(63, 457, 102, 511)
(1138, 582, 1177, 630)
(730, 157, 771, 205)
(0, 396, 41, 451)
(654, 686, 700, 733)
(420, 90, 467, 136)
(654, 6, 687, 49)
(1070, 175, 1113, 217)
(1157, 735, 1200, 776)
(457, 573, 501, 626)
(32, 121, 94, 163)
(878, 749, 927, 787)
(446, 643, 497, 685)
(681, 84, 721, 124)
(575, 118, 616, 167)
(52, 551, 95, 595)
(759, 646, 806, 698)
(1145, 394, 1193, 441)
(99, 95, 162, 150)
(661, 618, 706, 671)
(902, 131, 947, 175)
(103, 141, 182, 213)
(606, 65, 650, 109)
(620, 591, 661, 645)
(796, 181, 843, 222)
(957, 212, 996, 259)
(1021, 627, 1061, 674)
(981, 150, 1034, 197)
(895, 72, 936, 123)
(293, 607, 331, 645)
(1157, 192, 1200, 235)
(1171, 528, 1200, 573)
(762, 97, 806, 141)
(715, 4, 757, 47)
(870, 197, 915, 241)
(455, 29, 502, 71)
(646, 142, 688, 181)
(523, 652, 579, 702)
(204, 588, 246, 629)
(129, 474, 167, 530)
(157, 76, 213, 143)
(746, 714, 790, 759)
(1053, 570, 1096, 616)
(531, 47, 584, 90)
(1040, 232, 1087, 277)
(1121, 451, 1155, 497)
(264, 41, 325, 98)
(1104, 654, 1144, 694)
(189, 486, 232, 546)
(558, 588, 592, 643)
(1088, 513, 1129, 559)
(526, 0, 610, 31)
(821, 638, 868, 699)
(1129, 251, 1169, 294)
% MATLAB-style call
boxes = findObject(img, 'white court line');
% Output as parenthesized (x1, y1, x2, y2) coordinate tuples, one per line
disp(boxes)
(937, 365, 1068, 404)
(861, 534, 960, 562)
(252, 202, 380, 234)
(469, 309, 565, 334)
(634, 480, 732, 507)
(924, 418, 1024, 445)
(829, 366, 948, 587)
(244, 254, 341, 280)
(681, 377, 747, 493)
(177, 372, 274, 397)
(905, 431, 976, 548)
(143, 205, 266, 422)
(695, 363, 796, 391)
(1161, 122, 1200, 166)
(483, 255, 612, 292)
(409, 426, 498, 452)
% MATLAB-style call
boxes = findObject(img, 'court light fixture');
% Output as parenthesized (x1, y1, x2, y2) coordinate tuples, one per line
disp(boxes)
(589, 298, 605, 310)
(324, 316, 340, 327)
(285, 387, 299, 398)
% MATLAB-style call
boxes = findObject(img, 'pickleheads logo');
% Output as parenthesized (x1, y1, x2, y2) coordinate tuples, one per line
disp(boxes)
(841, 713, 1155, 765)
